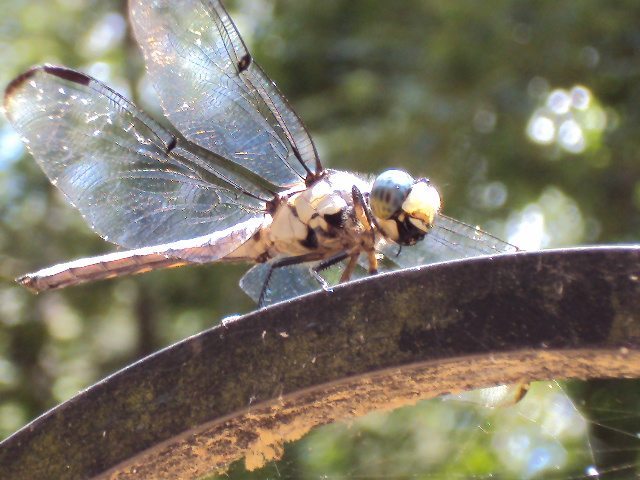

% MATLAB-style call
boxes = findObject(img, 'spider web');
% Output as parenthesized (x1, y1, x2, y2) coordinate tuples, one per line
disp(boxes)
(212, 379, 640, 479)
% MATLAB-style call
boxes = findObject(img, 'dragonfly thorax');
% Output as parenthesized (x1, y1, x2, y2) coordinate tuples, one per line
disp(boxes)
(226, 170, 373, 264)
(267, 170, 371, 257)
(370, 169, 441, 246)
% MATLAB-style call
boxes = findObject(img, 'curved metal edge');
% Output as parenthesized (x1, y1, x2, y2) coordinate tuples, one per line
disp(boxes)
(1, 246, 639, 479)
(103, 348, 640, 479)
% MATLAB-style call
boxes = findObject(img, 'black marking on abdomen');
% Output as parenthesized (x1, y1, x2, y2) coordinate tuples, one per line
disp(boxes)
(238, 54, 252, 73)
(299, 228, 319, 250)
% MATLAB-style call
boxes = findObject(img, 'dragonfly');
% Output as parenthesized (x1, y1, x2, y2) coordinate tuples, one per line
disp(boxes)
(3, 0, 517, 306)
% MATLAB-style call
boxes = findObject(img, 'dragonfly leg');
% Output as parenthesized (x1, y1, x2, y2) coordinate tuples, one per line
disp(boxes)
(351, 185, 378, 275)
(258, 252, 325, 307)
(312, 250, 352, 285)
(338, 252, 360, 282)
(351, 185, 378, 235)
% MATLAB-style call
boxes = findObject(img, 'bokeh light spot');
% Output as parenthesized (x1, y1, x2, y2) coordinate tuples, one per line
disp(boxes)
(526, 84, 607, 155)
(547, 89, 572, 115)
(558, 119, 585, 153)
(507, 187, 585, 249)
(527, 115, 555, 144)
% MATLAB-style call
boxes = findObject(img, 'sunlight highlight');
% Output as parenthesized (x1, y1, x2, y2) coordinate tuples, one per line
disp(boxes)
(507, 187, 586, 248)
(526, 85, 606, 155)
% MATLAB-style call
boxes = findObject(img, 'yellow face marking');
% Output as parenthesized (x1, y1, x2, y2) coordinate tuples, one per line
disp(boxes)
(409, 217, 430, 233)
(401, 182, 441, 226)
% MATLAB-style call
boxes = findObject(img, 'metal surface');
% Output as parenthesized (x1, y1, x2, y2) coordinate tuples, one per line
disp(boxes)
(1, 246, 640, 479)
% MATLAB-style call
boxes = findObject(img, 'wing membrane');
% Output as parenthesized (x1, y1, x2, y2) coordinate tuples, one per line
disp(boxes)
(129, 0, 321, 188)
(385, 214, 519, 268)
(240, 262, 323, 306)
(4, 65, 265, 250)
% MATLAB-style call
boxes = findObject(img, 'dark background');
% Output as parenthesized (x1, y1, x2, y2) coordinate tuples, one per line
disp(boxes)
(1, 0, 639, 477)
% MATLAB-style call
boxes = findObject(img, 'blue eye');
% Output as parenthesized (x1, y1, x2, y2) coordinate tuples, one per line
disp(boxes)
(370, 169, 415, 219)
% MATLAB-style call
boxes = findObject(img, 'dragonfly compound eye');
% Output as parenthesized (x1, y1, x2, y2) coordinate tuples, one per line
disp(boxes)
(370, 169, 415, 220)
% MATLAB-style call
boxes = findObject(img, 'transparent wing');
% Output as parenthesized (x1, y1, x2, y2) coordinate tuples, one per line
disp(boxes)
(240, 262, 322, 306)
(384, 214, 519, 269)
(240, 257, 364, 306)
(129, 0, 322, 188)
(4, 65, 267, 250)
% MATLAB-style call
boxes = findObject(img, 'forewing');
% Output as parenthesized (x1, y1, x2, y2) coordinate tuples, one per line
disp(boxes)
(4, 66, 265, 250)
(384, 214, 518, 269)
(129, 0, 321, 188)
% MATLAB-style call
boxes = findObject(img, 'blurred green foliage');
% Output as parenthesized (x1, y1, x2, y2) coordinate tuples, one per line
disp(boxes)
(0, 0, 639, 478)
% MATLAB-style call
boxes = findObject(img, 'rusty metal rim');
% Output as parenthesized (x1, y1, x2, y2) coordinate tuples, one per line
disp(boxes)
(1, 246, 639, 479)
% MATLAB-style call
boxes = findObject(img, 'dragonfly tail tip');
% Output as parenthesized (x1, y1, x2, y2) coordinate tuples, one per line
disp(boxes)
(15, 274, 41, 294)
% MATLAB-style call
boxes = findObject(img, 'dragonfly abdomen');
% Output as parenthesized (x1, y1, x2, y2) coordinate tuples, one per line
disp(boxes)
(17, 251, 188, 292)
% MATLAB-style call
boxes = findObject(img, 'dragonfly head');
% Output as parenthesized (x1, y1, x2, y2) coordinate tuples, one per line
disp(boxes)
(370, 169, 441, 246)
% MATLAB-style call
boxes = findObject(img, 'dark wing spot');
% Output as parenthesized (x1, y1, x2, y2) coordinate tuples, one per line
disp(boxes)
(43, 65, 91, 86)
(324, 210, 346, 229)
(4, 65, 95, 114)
(4, 68, 38, 105)
(166, 136, 177, 153)
(238, 54, 252, 73)
(4, 68, 38, 111)
(299, 228, 319, 250)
